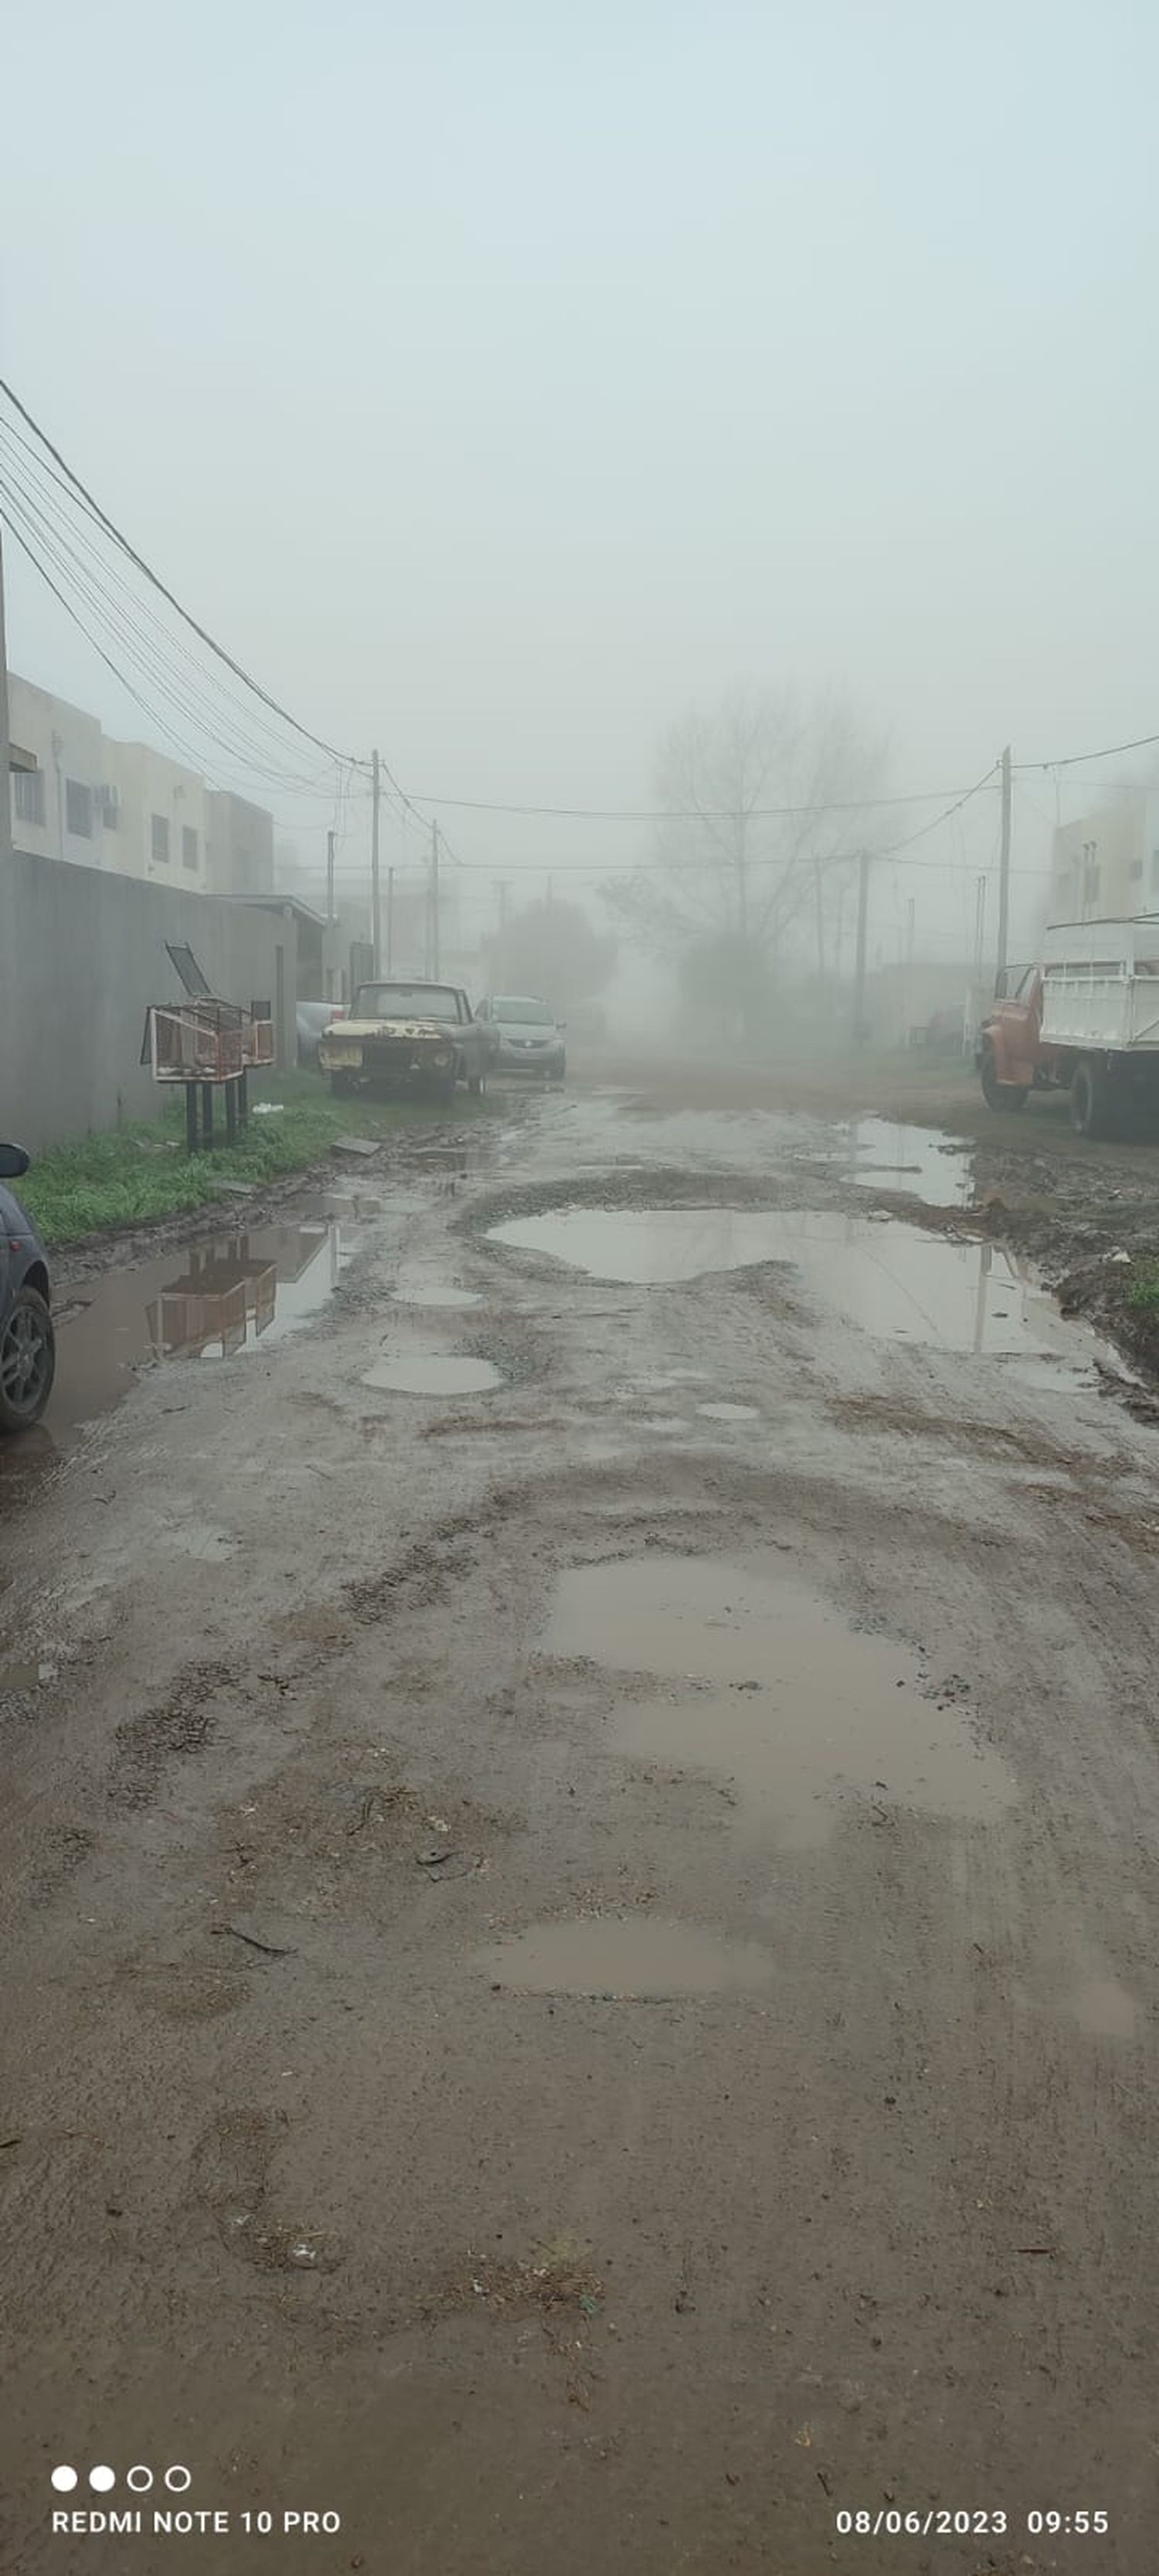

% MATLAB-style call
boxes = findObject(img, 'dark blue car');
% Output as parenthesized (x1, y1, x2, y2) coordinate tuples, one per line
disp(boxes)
(0, 1144, 55, 1434)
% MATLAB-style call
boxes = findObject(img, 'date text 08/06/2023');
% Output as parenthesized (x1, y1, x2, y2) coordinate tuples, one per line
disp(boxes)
(835, 2508, 1110, 2538)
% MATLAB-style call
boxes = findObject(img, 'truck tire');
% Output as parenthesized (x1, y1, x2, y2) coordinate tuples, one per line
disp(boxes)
(980, 1044, 1028, 1112)
(1070, 1057, 1115, 1139)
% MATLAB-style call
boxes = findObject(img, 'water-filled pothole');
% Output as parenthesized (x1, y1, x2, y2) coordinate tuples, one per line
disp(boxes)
(544, 1555, 1015, 1848)
(838, 1118, 974, 1209)
(489, 1206, 806, 1284)
(362, 1354, 503, 1396)
(480, 1915, 777, 1997)
(391, 1285, 483, 1310)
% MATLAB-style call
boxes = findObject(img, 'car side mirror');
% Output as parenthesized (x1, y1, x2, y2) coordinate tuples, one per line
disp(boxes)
(0, 1142, 31, 1179)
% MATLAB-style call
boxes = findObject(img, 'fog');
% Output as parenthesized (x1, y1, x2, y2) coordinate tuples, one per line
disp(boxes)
(5, 0, 1159, 987)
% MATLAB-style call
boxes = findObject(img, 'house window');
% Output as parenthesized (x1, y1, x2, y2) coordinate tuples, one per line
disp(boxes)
(151, 813, 171, 865)
(12, 767, 46, 826)
(182, 825, 199, 872)
(98, 785, 119, 832)
(66, 779, 93, 839)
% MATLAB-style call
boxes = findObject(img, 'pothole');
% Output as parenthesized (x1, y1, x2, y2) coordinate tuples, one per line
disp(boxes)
(480, 1915, 778, 1997)
(362, 1354, 504, 1396)
(391, 1285, 483, 1309)
(488, 1206, 804, 1283)
(828, 1118, 974, 1209)
(543, 1555, 1016, 1847)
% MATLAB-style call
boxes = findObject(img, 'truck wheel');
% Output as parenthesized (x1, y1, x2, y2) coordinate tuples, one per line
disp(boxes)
(980, 1045, 1028, 1112)
(1070, 1058, 1115, 1139)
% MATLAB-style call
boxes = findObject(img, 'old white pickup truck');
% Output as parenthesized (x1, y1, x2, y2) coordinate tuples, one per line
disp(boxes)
(317, 979, 492, 1101)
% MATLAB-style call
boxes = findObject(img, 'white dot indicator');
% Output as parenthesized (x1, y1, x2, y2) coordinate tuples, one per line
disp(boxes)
(165, 2465, 192, 2493)
(127, 2466, 154, 2493)
(89, 2466, 116, 2493)
(51, 2467, 77, 2493)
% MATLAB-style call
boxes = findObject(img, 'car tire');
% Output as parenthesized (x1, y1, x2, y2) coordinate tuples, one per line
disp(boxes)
(0, 1286, 56, 1434)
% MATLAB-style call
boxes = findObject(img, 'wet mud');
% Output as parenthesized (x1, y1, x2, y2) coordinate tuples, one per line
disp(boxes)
(3, 1070, 1159, 2574)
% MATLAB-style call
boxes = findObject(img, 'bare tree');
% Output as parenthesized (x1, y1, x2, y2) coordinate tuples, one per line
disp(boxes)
(605, 683, 885, 1037)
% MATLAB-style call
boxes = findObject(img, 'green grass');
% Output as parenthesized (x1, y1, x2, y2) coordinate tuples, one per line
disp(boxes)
(1128, 1262, 1159, 1314)
(18, 1067, 490, 1249)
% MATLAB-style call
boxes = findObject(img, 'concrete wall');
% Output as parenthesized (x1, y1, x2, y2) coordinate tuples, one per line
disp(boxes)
(0, 848, 298, 1151)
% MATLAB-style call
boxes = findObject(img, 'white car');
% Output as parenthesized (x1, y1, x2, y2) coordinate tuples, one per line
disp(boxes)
(476, 995, 566, 1080)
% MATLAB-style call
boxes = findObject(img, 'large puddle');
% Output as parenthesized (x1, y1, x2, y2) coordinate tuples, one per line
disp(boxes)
(480, 1916, 778, 1998)
(489, 1207, 805, 1285)
(491, 1202, 1106, 1377)
(2, 1212, 355, 1476)
(544, 1555, 1016, 1849)
(362, 1354, 502, 1396)
(841, 1118, 974, 1209)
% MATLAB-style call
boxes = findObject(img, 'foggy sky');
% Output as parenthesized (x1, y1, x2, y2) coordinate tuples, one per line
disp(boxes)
(5, 0, 1158, 960)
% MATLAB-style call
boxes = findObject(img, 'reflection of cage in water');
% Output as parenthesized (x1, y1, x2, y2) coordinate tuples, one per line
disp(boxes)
(145, 1257, 279, 1358)
(142, 1001, 274, 1084)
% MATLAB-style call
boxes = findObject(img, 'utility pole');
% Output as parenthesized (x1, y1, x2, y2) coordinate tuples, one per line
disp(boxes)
(813, 857, 826, 982)
(994, 744, 1011, 995)
(370, 750, 382, 976)
(430, 820, 441, 978)
(735, 811, 749, 942)
(386, 866, 395, 972)
(495, 880, 510, 935)
(326, 829, 335, 924)
(852, 849, 871, 1046)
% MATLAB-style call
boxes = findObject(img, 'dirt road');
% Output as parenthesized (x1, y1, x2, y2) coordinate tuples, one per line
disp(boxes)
(3, 1077, 1159, 2575)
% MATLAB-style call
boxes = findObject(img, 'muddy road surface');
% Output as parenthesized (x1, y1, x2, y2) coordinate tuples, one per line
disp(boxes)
(2, 1083, 1159, 2574)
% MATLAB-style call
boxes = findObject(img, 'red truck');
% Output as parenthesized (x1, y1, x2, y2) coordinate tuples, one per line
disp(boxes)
(977, 917, 1159, 1137)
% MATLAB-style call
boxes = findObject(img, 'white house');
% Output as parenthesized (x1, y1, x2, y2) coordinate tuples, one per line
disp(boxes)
(8, 674, 111, 867)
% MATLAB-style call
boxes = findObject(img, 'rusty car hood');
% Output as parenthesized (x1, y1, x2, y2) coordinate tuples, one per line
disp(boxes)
(322, 1016, 456, 1041)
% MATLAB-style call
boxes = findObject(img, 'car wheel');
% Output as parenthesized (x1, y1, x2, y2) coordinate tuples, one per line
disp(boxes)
(0, 1286, 56, 1434)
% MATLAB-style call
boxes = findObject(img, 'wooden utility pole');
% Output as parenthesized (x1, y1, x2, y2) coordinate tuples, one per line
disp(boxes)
(430, 819, 441, 978)
(813, 857, 825, 982)
(370, 750, 382, 975)
(386, 866, 395, 972)
(326, 829, 335, 924)
(994, 744, 1011, 994)
(735, 811, 749, 942)
(852, 849, 871, 1046)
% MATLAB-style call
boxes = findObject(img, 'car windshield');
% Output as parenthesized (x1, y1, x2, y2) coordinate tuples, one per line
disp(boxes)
(356, 985, 461, 1023)
(494, 997, 552, 1024)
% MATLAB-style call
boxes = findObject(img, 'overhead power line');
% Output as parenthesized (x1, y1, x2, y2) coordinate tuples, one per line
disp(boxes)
(1017, 728, 1159, 774)
(0, 373, 367, 774)
(406, 781, 1000, 824)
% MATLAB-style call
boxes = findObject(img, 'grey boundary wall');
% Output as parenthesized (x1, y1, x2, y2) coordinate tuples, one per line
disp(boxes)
(0, 849, 296, 1149)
